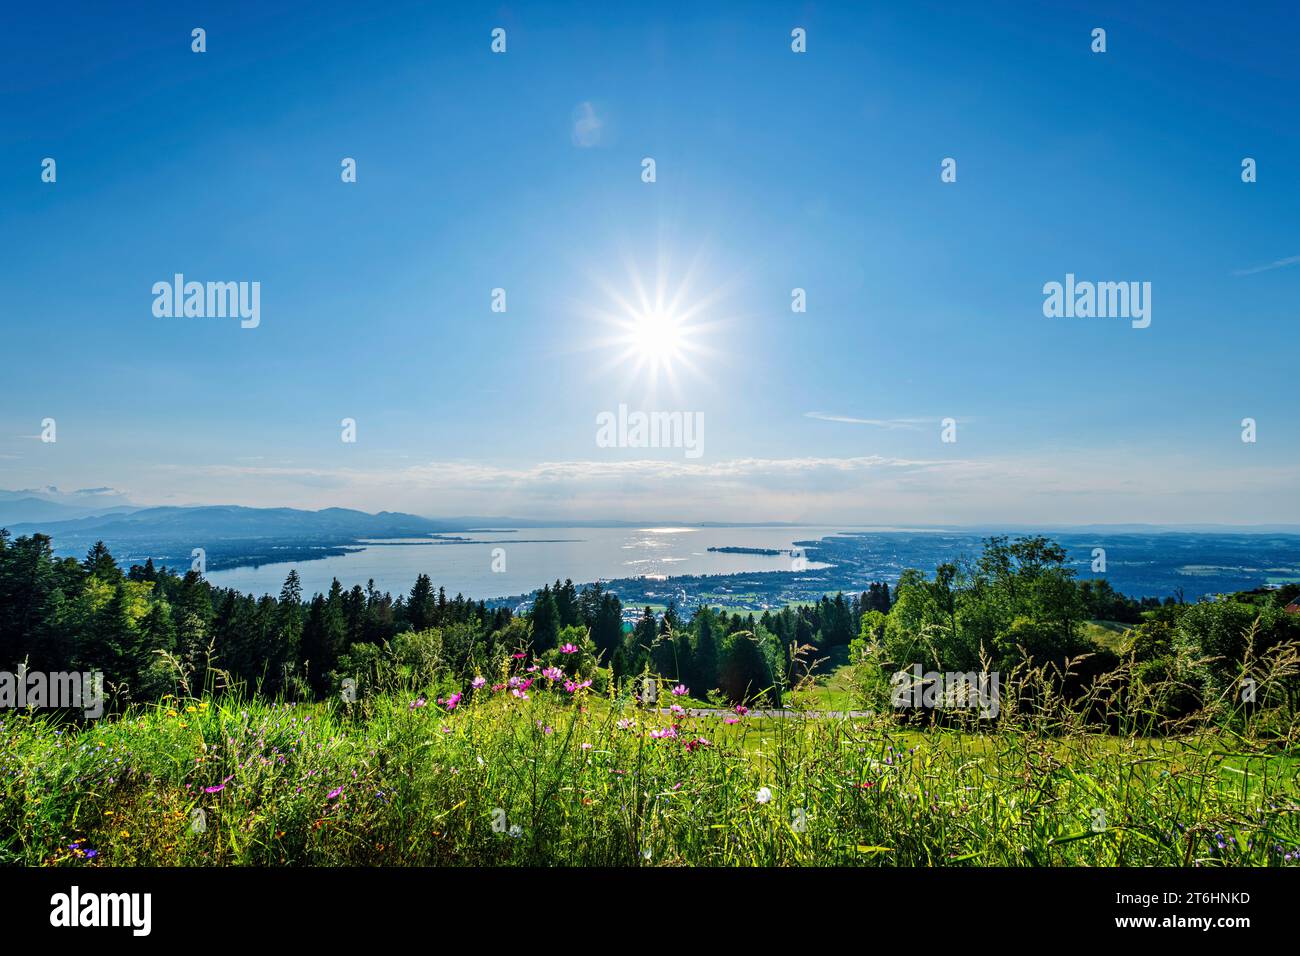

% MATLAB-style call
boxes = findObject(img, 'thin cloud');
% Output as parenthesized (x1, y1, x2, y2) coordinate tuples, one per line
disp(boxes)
(804, 412, 933, 430)
(571, 101, 604, 147)
(1233, 254, 1300, 276)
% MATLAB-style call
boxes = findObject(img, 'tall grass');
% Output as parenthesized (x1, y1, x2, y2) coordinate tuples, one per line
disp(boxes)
(1, 672, 1296, 866)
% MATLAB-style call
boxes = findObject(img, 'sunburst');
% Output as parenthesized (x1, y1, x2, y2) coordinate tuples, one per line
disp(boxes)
(581, 248, 728, 394)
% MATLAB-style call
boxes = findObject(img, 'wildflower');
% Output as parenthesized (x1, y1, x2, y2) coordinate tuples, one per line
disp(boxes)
(650, 726, 678, 739)
(560, 643, 579, 654)
(671, 685, 688, 696)
(510, 689, 529, 700)
(409, 696, 427, 711)
(471, 676, 486, 690)
(507, 676, 522, 688)
(508, 824, 523, 838)
(616, 718, 636, 730)
(724, 717, 739, 725)
(444, 693, 462, 711)
(581, 743, 593, 750)
(671, 704, 685, 716)
(327, 787, 344, 801)
(542, 666, 564, 682)
(511, 652, 527, 660)
(204, 774, 234, 794)
(756, 787, 773, 804)
(735, 705, 749, 716)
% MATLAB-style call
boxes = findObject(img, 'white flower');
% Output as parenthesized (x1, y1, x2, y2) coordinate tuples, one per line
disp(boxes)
(508, 824, 523, 838)
(756, 787, 773, 804)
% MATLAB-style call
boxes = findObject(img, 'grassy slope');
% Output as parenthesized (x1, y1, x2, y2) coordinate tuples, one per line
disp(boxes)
(2, 687, 1296, 867)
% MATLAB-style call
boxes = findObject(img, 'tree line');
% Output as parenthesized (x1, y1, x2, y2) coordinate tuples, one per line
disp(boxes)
(2, 529, 1296, 719)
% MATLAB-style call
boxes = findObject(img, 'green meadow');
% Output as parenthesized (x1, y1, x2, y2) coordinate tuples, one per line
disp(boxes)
(2, 681, 1296, 867)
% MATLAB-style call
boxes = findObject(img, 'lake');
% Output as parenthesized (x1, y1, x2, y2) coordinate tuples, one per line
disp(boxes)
(205, 526, 839, 600)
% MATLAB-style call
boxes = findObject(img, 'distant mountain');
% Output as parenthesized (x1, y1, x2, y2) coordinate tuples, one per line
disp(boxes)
(11, 505, 460, 542)
(0, 487, 140, 526)
(6, 505, 470, 571)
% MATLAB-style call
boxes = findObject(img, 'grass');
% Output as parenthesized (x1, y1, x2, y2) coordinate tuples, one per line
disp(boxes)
(1079, 620, 1134, 652)
(2, 683, 1297, 867)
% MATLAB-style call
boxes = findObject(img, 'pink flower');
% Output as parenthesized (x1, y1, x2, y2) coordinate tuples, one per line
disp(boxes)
(542, 666, 564, 682)
(527, 665, 539, 673)
(511, 652, 527, 659)
(409, 696, 427, 711)
(520, 678, 534, 691)
(508, 676, 522, 688)
(616, 718, 636, 730)
(444, 693, 462, 711)
(204, 775, 234, 794)
(471, 677, 486, 690)
(671, 704, 685, 716)
(735, 705, 749, 716)
(511, 688, 530, 700)
(650, 726, 679, 739)
(724, 717, 739, 725)
(671, 684, 688, 696)
(560, 643, 579, 654)
(327, 786, 344, 800)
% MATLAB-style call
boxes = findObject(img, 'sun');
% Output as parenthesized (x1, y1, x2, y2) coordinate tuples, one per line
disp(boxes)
(630, 308, 686, 368)
(580, 249, 727, 392)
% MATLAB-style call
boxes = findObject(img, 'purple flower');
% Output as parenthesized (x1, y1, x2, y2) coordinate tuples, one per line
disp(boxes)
(542, 666, 564, 682)
(471, 676, 486, 690)
(671, 684, 688, 696)
(560, 643, 579, 654)
(327, 787, 344, 800)
(205, 775, 234, 794)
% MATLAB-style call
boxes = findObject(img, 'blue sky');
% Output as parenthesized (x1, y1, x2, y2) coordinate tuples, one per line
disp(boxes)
(2, 0, 1297, 524)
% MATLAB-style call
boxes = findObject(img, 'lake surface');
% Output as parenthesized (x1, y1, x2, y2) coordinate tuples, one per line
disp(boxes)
(205, 526, 838, 600)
